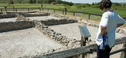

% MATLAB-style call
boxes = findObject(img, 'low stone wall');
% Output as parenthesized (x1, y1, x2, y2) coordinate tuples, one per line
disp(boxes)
(41, 19, 78, 25)
(0, 12, 16, 18)
(35, 21, 71, 46)
(0, 21, 35, 32)
(16, 14, 30, 21)
(18, 12, 50, 17)
(16, 12, 51, 21)
(37, 11, 81, 22)
(35, 21, 81, 47)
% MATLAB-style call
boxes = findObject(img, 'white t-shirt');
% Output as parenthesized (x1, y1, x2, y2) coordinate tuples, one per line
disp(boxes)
(96, 10, 125, 48)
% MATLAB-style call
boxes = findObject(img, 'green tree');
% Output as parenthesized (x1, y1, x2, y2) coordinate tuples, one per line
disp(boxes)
(48, 0, 56, 4)
(10, 0, 14, 4)
(62, 1, 73, 6)
(34, 0, 36, 3)
(92, 2, 95, 5)
(113, 3, 121, 6)
(69, 2, 73, 6)
(56, 0, 62, 4)
(29, 0, 37, 4)
(30, 0, 33, 3)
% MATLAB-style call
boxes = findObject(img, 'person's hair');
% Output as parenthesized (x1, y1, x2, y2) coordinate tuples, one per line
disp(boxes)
(99, 0, 112, 10)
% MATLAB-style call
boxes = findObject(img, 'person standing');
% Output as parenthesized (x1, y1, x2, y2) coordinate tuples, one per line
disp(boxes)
(96, 0, 125, 58)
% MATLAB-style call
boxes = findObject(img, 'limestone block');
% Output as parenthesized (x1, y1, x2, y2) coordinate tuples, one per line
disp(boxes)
(64, 16, 69, 19)
(68, 41, 74, 47)
(87, 23, 92, 26)
(123, 29, 126, 35)
(119, 29, 124, 34)
(116, 28, 121, 33)
(47, 49, 55, 53)
(56, 33, 61, 36)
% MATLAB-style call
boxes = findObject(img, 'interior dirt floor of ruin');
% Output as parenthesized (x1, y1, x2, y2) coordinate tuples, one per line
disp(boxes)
(0, 28, 62, 58)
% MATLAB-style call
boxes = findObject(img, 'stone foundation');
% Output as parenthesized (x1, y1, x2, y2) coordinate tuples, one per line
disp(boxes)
(0, 21, 34, 32)
(16, 14, 30, 21)
(0, 12, 16, 18)
(17, 12, 50, 17)
(35, 21, 70, 46)
(1, 11, 126, 58)
(41, 19, 77, 25)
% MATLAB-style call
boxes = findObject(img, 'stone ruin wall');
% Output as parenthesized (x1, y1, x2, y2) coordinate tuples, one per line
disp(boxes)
(0, 12, 16, 18)
(0, 21, 35, 32)
(16, 14, 30, 21)
(17, 12, 50, 17)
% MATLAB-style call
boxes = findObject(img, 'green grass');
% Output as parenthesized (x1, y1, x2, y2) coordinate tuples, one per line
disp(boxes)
(0, 4, 126, 18)
(68, 7, 126, 18)
(114, 10, 126, 17)
(0, 0, 29, 3)
(0, 4, 41, 8)
(68, 7, 103, 14)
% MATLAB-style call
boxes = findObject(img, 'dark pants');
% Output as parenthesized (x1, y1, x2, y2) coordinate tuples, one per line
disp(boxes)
(97, 45, 112, 58)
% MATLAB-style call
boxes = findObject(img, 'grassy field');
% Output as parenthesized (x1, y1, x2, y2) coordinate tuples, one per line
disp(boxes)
(0, 0, 29, 3)
(0, 4, 126, 17)
(0, 3, 126, 18)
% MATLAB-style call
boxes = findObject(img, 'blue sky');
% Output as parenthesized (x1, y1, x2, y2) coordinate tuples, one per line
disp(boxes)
(62, 0, 126, 4)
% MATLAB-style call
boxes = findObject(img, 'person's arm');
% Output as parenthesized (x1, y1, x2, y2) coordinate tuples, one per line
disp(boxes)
(100, 26, 108, 36)
(117, 24, 124, 28)
(117, 15, 125, 28)
(99, 13, 109, 36)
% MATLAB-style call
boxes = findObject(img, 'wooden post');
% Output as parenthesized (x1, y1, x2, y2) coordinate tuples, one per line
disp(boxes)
(54, 9, 55, 13)
(41, 2, 43, 11)
(13, 7, 14, 11)
(1, 9, 2, 12)
(65, 8, 67, 15)
(62, 10, 64, 14)
(78, 25, 91, 58)
(5, 7, 7, 12)
(16, 8, 17, 12)
(65, 10, 67, 15)
(48, 9, 49, 11)
(80, 36, 88, 58)
(43, 8, 44, 11)
(120, 42, 126, 58)
(39, 8, 41, 11)
(73, 12, 75, 16)
(88, 14, 90, 20)
(28, 8, 29, 11)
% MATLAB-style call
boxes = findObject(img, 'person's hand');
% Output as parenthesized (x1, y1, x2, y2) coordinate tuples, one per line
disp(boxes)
(102, 31, 108, 36)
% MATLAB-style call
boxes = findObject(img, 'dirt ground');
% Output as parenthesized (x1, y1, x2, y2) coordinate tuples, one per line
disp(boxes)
(0, 28, 62, 58)
(0, 18, 17, 22)
(49, 23, 125, 58)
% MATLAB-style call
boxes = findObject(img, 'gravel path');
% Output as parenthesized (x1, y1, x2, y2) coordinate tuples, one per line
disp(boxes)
(0, 28, 62, 58)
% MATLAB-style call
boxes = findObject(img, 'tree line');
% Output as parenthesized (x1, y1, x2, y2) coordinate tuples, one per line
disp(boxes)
(29, 0, 73, 6)
(8, 0, 73, 6)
